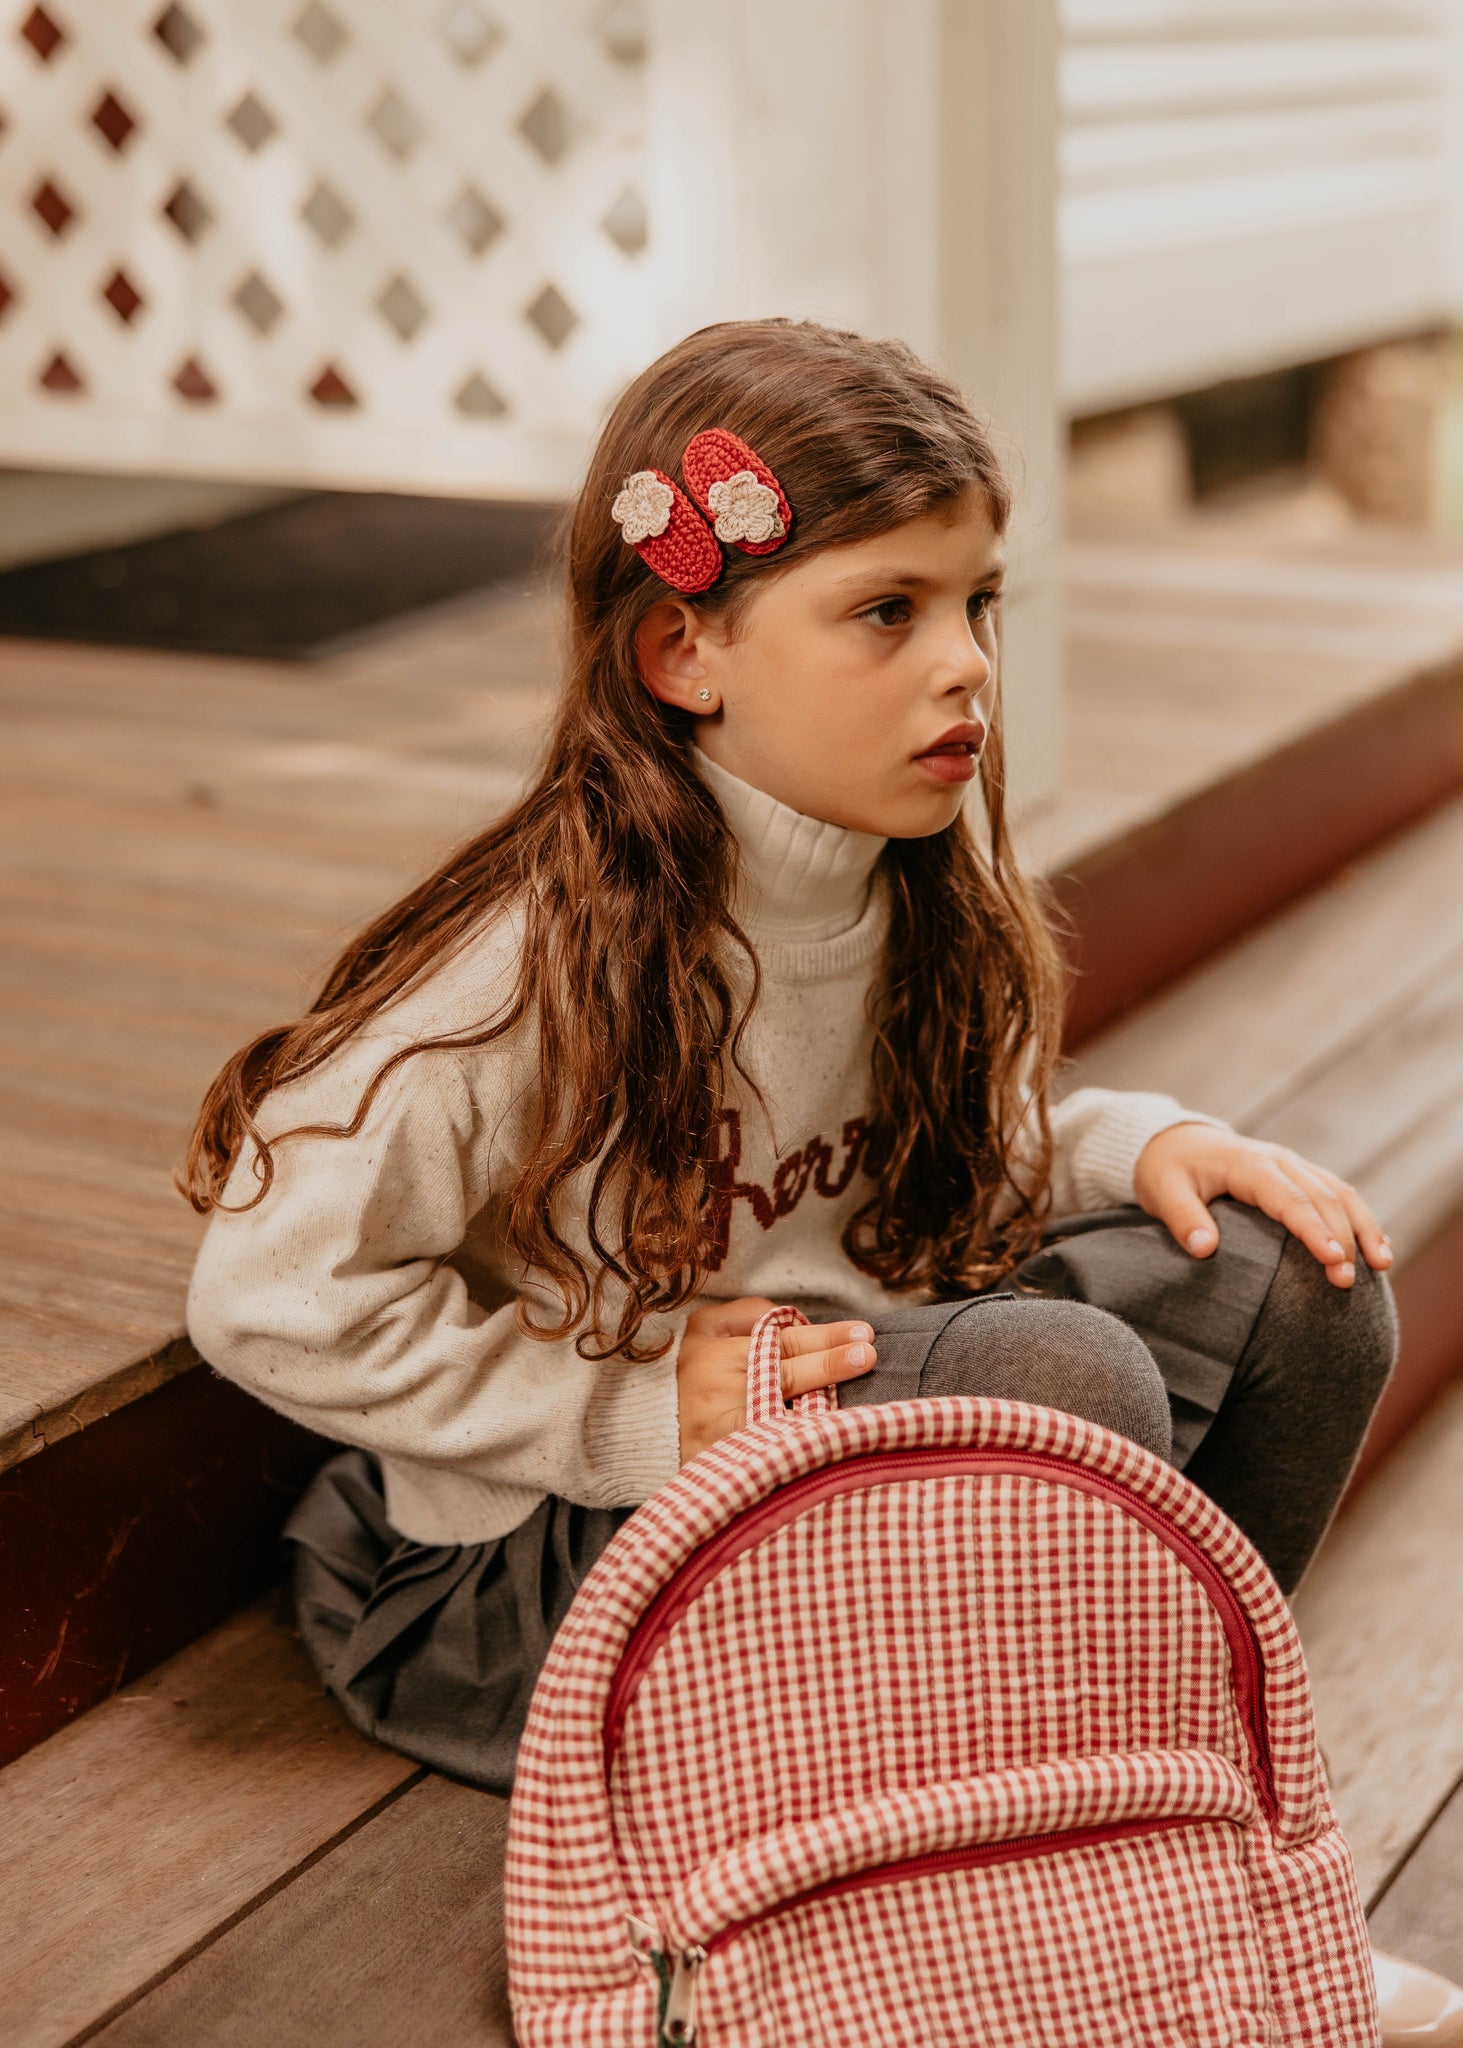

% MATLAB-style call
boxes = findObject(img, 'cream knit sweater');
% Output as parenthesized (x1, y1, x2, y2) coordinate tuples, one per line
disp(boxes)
(186, 747, 1226, 1545)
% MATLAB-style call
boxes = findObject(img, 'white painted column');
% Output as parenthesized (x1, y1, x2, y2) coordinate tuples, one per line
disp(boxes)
(648, 0, 1065, 813)
(934, 0, 1064, 817)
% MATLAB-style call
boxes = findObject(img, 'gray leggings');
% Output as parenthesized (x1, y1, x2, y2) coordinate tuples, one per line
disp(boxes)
(805, 1204, 1397, 1596)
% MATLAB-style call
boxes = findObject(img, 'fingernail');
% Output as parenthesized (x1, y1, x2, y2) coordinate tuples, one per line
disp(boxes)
(1186, 1230, 1212, 1254)
(1338, 1262, 1354, 1281)
(849, 1325, 872, 1341)
(847, 1343, 868, 1366)
(1327, 1239, 1344, 1256)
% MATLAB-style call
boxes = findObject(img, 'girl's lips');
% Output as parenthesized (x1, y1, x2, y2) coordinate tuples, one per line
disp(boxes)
(915, 746, 977, 783)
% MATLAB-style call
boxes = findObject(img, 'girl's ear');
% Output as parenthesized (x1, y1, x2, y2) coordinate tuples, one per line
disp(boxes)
(633, 598, 715, 708)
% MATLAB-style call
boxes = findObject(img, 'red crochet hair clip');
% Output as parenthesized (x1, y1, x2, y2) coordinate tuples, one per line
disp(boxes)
(610, 430, 793, 593)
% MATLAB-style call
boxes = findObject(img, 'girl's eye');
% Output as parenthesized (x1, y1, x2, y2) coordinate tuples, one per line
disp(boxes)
(968, 588, 998, 622)
(859, 597, 912, 628)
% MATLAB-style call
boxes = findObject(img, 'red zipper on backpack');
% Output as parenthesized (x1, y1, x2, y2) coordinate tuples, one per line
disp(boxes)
(604, 1447, 1275, 1823)
(654, 1811, 1205, 2040)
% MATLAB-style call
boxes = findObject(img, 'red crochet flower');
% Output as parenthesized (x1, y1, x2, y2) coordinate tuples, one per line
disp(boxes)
(610, 467, 722, 593)
(681, 430, 792, 557)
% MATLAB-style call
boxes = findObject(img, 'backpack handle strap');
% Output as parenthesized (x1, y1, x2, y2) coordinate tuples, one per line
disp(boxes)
(745, 1304, 838, 1428)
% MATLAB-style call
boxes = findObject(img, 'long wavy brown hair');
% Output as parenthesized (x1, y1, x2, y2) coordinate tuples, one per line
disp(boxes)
(183, 318, 1065, 1362)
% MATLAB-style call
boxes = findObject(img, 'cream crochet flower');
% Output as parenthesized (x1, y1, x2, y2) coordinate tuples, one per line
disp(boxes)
(611, 470, 675, 545)
(706, 469, 785, 545)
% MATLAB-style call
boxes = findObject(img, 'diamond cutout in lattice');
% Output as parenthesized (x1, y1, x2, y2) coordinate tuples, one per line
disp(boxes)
(174, 356, 218, 402)
(310, 363, 357, 406)
(293, 1, 346, 65)
(599, 0, 647, 65)
(368, 89, 422, 161)
(301, 179, 355, 249)
(163, 179, 212, 242)
(91, 90, 138, 153)
(0, 274, 15, 322)
(518, 87, 573, 167)
(102, 268, 144, 324)
(447, 185, 503, 258)
(31, 178, 76, 237)
(153, 3, 204, 65)
(39, 351, 84, 393)
(455, 371, 507, 419)
(601, 187, 646, 256)
(525, 282, 577, 350)
(228, 91, 278, 153)
(439, 1, 501, 68)
(377, 274, 429, 343)
(21, 7, 65, 63)
(234, 270, 284, 335)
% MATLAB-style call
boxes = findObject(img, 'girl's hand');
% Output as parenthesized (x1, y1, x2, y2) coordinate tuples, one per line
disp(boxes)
(676, 1294, 877, 1462)
(1132, 1123, 1393, 1288)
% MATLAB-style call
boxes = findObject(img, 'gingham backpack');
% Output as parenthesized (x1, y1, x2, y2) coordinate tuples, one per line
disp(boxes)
(504, 1304, 1379, 2046)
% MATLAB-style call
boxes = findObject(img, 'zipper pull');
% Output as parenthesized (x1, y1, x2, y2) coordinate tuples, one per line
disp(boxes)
(661, 1944, 706, 2043)
(625, 1913, 663, 1965)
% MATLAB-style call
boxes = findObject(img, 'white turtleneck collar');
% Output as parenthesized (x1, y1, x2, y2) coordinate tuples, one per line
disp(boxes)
(691, 745, 889, 948)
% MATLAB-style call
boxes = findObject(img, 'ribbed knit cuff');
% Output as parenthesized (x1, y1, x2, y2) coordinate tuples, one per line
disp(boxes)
(580, 1308, 689, 1504)
(1072, 1093, 1232, 1211)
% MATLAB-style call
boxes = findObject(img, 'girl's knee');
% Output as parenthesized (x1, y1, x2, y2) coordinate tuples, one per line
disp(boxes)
(926, 1298, 1173, 1464)
(1254, 1228, 1398, 1405)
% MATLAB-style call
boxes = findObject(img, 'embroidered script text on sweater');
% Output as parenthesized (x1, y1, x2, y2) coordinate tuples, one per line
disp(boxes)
(186, 748, 1228, 1544)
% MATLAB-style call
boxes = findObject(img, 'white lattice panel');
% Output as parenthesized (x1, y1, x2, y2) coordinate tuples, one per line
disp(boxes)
(0, 0, 661, 494)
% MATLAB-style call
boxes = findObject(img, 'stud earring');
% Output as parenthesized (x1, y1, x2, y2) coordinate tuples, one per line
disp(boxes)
(697, 689, 712, 701)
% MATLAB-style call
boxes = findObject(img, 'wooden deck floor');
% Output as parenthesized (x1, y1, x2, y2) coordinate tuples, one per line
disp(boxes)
(0, 593, 556, 1470)
(8, 526, 1463, 1472)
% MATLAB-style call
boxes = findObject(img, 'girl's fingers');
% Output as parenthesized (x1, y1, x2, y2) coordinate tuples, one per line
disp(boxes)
(1282, 1161, 1358, 1266)
(779, 1317, 872, 1361)
(780, 1321, 876, 1399)
(1294, 1162, 1394, 1272)
(698, 1295, 781, 1337)
(1236, 1157, 1358, 1285)
(1150, 1175, 1221, 1258)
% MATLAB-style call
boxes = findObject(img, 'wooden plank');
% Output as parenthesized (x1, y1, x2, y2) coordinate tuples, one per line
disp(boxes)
(0, 1597, 418, 2048)
(1061, 790, 1463, 1131)
(1369, 1772, 1463, 1985)
(1051, 651, 1463, 1044)
(88, 1774, 514, 2048)
(1292, 1380, 1463, 1907)
(1258, 951, 1463, 1262)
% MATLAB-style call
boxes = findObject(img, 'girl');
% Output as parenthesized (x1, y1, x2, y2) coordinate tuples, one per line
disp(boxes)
(184, 317, 1396, 1800)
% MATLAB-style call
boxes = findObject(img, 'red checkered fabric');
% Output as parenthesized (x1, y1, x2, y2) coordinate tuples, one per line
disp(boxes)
(505, 1309, 1378, 2045)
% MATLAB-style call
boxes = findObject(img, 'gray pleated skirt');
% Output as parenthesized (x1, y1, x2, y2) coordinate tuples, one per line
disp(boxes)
(282, 1196, 1286, 1794)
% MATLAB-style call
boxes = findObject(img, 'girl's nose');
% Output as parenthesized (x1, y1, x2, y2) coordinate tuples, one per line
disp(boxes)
(941, 634, 994, 705)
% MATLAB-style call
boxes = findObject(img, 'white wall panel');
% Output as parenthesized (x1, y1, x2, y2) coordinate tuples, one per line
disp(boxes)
(1060, 0, 1457, 412)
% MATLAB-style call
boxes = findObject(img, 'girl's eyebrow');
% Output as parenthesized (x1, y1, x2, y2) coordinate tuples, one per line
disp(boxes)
(835, 559, 1007, 594)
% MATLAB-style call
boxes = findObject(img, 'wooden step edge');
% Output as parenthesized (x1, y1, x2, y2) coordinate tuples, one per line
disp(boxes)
(1057, 651, 1463, 1047)
(0, 1361, 337, 1772)
(0, 1335, 197, 1478)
